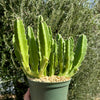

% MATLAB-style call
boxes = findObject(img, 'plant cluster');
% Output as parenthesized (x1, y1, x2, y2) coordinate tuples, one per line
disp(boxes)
(13, 16, 87, 78)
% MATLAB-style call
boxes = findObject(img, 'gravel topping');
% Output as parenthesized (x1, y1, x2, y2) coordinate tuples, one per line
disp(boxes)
(28, 75, 70, 83)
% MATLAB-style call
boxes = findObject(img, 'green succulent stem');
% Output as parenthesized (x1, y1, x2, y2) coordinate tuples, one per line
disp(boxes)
(39, 57, 49, 77)
(57, 34, 64, 75)
(62, 37, 74, 76)
(21, 67, 39, 78)
(28, 26, 39, 73)
(49, 52, 55, 76)
(68, 34, 87, 77)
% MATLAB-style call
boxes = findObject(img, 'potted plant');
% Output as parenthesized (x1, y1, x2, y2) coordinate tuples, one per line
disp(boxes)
(13, 16, 87, 100)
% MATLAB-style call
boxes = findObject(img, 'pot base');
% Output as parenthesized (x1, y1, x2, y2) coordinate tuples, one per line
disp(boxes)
(28, 78, 71, 100)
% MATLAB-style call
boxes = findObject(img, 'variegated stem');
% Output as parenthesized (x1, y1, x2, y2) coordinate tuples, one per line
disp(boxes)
(49, 52, 55, 76)
(39, 57, 49, 77)
(69, 37, 74, 72)
(63, 37, 74, 75)
(54, 40, 58, 68)
(37, 16, 52, 76)
(38, 16, 52, 59)
(13, 34, 22, 66)
(28, 26, 39, 73)
(37, 16, 42, 63)
(21, 66, 39, 78)
(63, 38, 70, 75)
(68, 34, 87, 76)
(57, 34, 64, 75)
(49, 39, 55, 76)
(14, 19, 32, 75)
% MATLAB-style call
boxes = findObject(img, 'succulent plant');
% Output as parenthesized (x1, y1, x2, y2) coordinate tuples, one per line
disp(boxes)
(13, 16, 87, 78)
